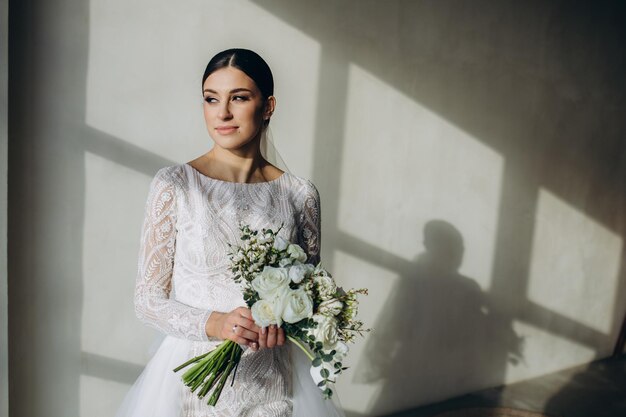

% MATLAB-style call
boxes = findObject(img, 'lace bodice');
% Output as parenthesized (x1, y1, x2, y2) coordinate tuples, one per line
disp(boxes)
(134, 163, 322, 342)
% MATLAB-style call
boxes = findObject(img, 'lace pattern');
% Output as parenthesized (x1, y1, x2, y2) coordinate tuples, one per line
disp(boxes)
(134, 168, 214, 341)
(132, 163, 322, 416)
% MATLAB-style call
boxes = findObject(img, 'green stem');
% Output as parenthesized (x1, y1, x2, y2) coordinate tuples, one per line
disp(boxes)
(287, 336, 315, 361)
(183, 355, 213, 382)
(173, 351, 210, 373)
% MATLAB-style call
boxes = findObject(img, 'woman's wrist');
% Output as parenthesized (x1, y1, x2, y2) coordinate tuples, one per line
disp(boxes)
(205, 311, 225, 338)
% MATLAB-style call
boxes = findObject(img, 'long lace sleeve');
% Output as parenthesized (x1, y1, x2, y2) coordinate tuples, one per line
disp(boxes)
(134, 168, 214, 341)
(299, 180, 321, 266)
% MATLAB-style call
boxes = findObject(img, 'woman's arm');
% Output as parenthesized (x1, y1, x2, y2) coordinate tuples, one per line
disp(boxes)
(299, 180, 322, 265)
(134, 167, 217, 342)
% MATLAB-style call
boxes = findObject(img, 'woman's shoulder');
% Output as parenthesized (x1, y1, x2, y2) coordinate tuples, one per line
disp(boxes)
(150, 163, 188, 188)
(283, 172, 320, 200)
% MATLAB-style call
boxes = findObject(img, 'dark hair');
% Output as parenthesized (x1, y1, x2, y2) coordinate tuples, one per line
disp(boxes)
(202, 48, 274, 100)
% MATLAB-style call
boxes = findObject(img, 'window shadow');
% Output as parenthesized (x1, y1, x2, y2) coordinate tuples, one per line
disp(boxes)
(354, 220, 524, 415)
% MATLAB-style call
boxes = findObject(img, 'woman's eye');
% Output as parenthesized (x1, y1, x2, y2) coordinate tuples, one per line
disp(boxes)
(204, 96, 217, 103)
(232, 95, 249, 101)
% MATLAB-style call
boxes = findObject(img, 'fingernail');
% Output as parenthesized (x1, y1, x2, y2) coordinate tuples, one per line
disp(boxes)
(261, 326, 266, 335)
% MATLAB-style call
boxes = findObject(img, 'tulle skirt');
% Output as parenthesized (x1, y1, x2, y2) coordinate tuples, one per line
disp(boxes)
(115, 335, 346, 417)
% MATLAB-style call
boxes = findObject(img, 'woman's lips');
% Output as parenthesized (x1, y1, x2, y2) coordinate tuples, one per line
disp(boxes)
(216, 126, 238, 134)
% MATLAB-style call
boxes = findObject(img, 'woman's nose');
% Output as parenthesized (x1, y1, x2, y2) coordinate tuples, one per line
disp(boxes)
(218, 101, 232, 119)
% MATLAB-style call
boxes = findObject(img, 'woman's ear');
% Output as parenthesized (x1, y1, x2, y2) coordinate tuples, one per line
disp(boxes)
(263, 96, 276, 121)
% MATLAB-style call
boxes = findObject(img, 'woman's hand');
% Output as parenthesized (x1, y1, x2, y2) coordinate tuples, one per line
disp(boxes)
(205, 307, 285, 352)
(206, 307, 261, 350)
(257, 324, 285, 350)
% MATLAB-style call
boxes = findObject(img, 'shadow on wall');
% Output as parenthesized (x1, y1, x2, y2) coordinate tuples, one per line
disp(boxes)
(355, 221, 524, 415)
(8, 0, 174, 416)
(250, 0, 626, 413)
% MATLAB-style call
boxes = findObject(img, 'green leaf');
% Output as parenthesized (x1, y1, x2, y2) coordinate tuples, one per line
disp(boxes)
(312, 357, 322, 367)
(320, 369, 330, 378)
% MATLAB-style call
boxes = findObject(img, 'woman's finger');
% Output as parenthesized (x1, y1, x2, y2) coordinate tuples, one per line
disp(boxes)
(238, 307, 255, 322)
(239, 318, 261, 334)
(276, 327, 285, 346)
(231, 323, 259, 343)
(257, 326, 267, 349)
(236, 308, 261, 333)
(266, 324, 277, 348)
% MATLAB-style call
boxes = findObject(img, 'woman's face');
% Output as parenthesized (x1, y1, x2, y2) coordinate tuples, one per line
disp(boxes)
(202, 66, 272, 151)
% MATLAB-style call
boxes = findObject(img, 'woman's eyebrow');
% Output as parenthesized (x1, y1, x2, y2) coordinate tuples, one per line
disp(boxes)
(203, 88, 254, 94)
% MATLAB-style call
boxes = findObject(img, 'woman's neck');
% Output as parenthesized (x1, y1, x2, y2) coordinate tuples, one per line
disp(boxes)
(198, 142, 274, 183)
(209, 149, 261, 180)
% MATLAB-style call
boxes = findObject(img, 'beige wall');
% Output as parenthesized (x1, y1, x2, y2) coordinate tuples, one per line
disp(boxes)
(8, 1, 626, 416)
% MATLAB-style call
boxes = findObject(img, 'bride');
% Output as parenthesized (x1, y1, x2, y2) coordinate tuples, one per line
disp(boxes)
(115, 48, 345, 417)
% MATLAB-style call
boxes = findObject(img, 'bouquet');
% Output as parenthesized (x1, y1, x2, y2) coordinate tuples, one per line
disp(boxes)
(173, 222, 369, 406)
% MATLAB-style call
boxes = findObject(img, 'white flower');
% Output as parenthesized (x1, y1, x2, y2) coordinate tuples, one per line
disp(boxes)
(287, 243, 307, 263)
(257, 233, 273, 244)
(251, 266, 290, 300)
(278, 257, 294, 267)
(310, 314, 339, 350)
(314, 264, 329, 275)
(273, 236, 289, 251)
(314, 275, 337, 300)
(251, 298, 284, 327)
(288, 263, 315, 284)
(318, 299, 343, 316)
(282, 288, 314, 323)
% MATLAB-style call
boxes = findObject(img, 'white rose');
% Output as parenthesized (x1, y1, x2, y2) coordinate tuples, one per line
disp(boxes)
(282, 288, 314, 323)
(288, 263, 315, 284)
(278, 257, 294, 267)
(251, 266, 290, 300)
(310, 314, 339, 350)
(318, 299, 343, 316)
(273, 235, 289, 251)
(287, 243, 307, 263)
(251, 298, 284, 327)
(314, 275, 337, 300)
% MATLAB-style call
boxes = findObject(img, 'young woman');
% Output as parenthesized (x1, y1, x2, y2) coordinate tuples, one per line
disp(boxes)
(116, 48, 344, 417)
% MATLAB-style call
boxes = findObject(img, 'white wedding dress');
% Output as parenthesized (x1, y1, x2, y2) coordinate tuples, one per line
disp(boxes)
(115, 163, 345, 417)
